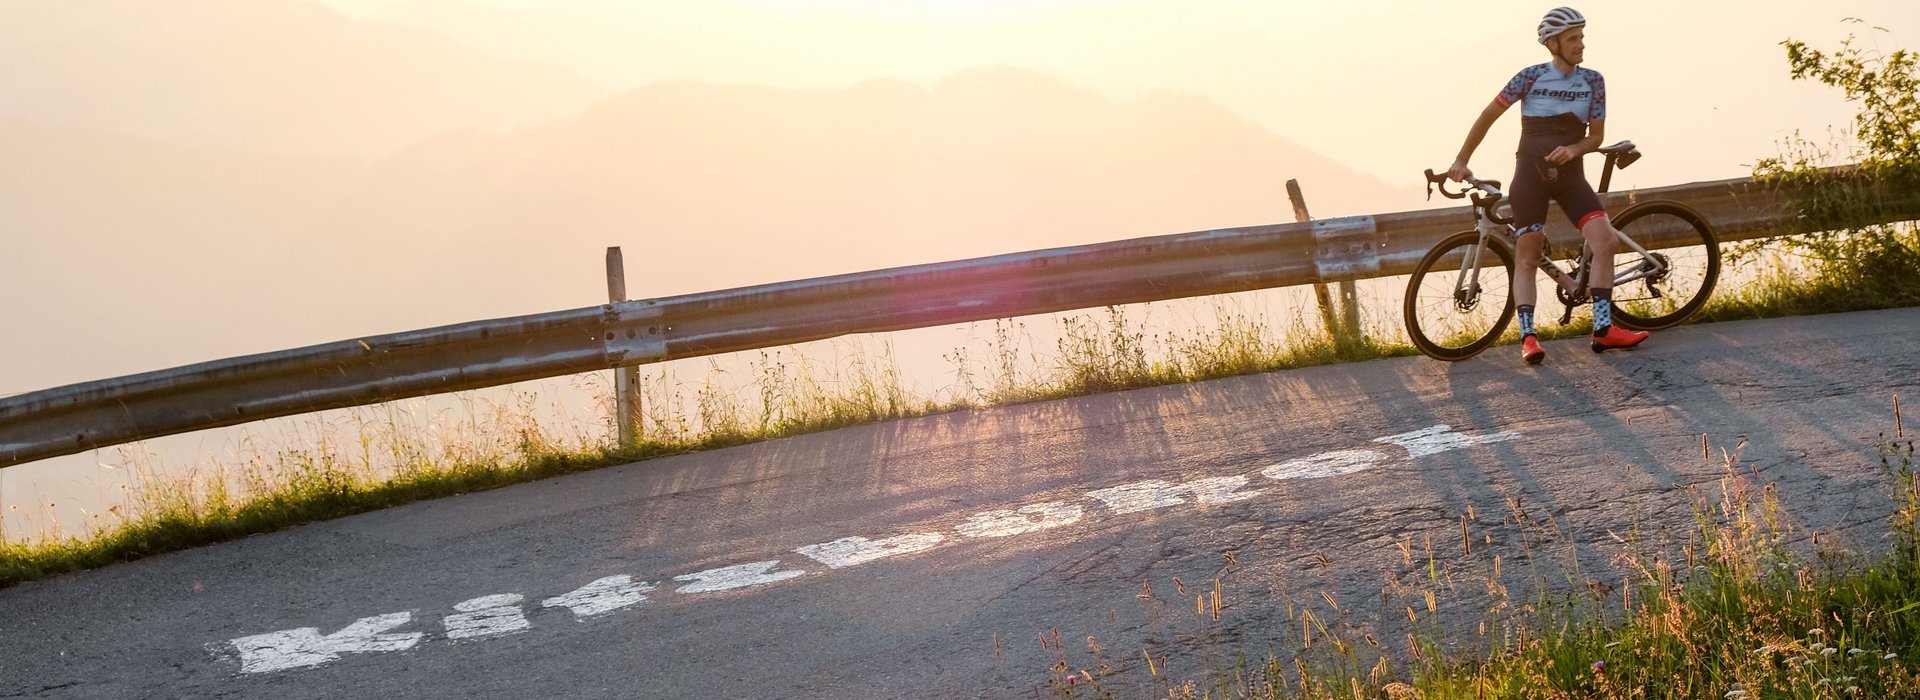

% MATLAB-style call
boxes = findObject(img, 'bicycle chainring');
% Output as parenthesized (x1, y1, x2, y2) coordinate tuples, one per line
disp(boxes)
(1555, 285, 1586, 309)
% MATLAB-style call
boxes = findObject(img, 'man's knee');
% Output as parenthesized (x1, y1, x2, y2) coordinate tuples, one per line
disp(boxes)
(1516, 225, 1547, 249)
(1515, 235, 1545, 261)
(1582, 222, 1618, 255)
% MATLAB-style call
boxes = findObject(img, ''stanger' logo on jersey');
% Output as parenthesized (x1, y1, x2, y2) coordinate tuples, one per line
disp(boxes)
(1531, 86, 1591, 102)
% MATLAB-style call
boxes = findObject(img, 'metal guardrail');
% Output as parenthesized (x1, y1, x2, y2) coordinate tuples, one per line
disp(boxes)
(4, 172, 1916, 467)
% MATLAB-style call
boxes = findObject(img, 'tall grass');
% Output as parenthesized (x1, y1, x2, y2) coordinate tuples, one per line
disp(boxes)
(1039, 434, 1920, 699)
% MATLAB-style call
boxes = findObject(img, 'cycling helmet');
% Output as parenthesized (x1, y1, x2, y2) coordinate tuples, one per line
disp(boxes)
(1537, 7, 1586, 44)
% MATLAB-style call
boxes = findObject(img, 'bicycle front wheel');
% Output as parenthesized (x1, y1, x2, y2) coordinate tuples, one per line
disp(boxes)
(1403, 230, 1517, 361)
(1607, 200, 1720, 330)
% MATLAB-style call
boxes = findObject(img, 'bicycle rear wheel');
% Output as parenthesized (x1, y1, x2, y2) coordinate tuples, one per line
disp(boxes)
(1403, 230, 1516, 361)
(1606, 200, 1720, 330)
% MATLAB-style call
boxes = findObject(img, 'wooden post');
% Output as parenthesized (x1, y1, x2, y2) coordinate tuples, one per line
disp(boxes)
(1286, 180, 1362, 346)
(1287, 180, 1342, 340)
(606, 247, 642, 448)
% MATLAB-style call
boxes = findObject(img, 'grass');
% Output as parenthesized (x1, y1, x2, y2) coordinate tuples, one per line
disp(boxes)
(1036, 433, 1920, 699)
(3, 221, 1918, 587)
(0, 301, 1406, 586)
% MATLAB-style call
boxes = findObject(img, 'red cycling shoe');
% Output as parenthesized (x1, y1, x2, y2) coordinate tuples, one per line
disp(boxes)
(1590, 325, 1649, 353)
(1521, 335, 1545, 365)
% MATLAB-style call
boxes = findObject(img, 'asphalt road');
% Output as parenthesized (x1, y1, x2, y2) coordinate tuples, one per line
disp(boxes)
(4, 308, 1917, 699)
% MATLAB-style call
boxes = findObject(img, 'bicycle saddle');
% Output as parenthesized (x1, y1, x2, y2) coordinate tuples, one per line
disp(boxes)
(1597, 140, 1640, 169)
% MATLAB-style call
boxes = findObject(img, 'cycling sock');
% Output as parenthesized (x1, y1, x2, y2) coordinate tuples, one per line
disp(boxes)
(1590, 287, 1613, 334)
(1517, 305, 1537, 338)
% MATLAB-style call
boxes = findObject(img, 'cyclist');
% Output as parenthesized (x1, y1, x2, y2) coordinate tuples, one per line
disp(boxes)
(1445, 6, 1648, 365)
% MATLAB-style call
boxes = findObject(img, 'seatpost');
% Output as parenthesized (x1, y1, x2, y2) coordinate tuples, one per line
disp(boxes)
(1597, 153, 1617, 194)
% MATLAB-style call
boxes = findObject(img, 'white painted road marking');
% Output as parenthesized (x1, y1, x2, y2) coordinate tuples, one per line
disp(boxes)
(955, 502, 1084, 538)
(795, 534, 948, 569)
(672, 560, 808, 594)
(1184, 475, 1264, 505)
(230, 611, 424, 673)
(1084, 480, 1191, 514)
(221, 424, 1519, 674)
(541, 575, 658, 619)
(1375, 424, 1520, 457)
(1260, 449, 1388, 480)
(445, 594, 530, 640)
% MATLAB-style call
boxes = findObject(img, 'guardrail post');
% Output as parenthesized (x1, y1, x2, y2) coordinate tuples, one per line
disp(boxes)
(1286, 179, 1361, 347)
(606, 247, 643, 449)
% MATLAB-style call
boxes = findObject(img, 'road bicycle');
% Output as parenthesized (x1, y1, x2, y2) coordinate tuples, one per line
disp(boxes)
(1402, 141, 1721, 361)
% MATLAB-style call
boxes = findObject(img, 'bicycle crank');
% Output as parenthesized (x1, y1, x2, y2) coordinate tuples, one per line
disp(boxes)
(1555, 285, 1588, 325)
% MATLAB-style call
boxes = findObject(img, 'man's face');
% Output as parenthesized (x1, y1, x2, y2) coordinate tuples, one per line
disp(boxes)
(1551, 27, 1587, 64)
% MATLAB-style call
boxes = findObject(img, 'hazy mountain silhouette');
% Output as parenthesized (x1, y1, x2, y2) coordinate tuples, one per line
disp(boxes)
(3, 67, 1401, 394)
(0, 0, 605, 159)
(0, 115, 364, 390)
(331, 68, 1403, 300)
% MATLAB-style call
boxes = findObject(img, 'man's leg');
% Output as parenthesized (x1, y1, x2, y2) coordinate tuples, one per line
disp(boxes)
(1581, 215, 1648, 350)
(1514, 227, 1547, 364)
(1509, 156, 1551, 365)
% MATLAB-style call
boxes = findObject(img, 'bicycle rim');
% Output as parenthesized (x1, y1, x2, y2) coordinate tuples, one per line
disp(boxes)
(1607, 201, 1720, 330)
(1403, 231, 1516, 360)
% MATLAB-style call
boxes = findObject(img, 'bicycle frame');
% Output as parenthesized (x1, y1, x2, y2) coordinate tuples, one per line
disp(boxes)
(1448, 146, 1670, 307)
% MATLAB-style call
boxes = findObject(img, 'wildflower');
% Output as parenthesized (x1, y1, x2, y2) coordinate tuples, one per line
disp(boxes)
(1849, 648, 1866, 656)
(1808, 628, 1826, 636)
(1726, 691, 1749, 699)
(1886, 652, 1900, 660)
(1593, 661, 1605, 671)
(1605, 642, 1621, 649)
(1823, 647, 1839, 656)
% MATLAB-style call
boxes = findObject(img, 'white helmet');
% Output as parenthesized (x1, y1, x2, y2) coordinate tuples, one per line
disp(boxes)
(1537, 7, 1586, 44)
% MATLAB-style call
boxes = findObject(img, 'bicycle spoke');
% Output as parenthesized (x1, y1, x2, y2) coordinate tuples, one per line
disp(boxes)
(1403, 232, 1515, 360)
(1605, 202, 1720, 330)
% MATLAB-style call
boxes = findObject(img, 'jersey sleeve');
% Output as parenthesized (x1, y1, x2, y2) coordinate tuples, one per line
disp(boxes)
(1495, 67, 1537, 107)
(1586, 70, 1607, 122)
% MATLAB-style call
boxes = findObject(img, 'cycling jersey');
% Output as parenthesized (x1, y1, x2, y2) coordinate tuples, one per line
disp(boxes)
(1499, 63, 1609, 234)
(1496, 63, 1606, 124)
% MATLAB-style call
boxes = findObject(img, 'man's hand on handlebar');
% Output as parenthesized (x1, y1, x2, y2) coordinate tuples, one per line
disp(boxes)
(1446, 159, 1473, 182)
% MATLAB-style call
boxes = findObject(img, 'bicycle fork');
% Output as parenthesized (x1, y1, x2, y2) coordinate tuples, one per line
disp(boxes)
(1450, 229, 1493, 311)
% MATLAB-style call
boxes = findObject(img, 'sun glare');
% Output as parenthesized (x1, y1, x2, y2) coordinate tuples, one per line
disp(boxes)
(741, 0, 1089, 23)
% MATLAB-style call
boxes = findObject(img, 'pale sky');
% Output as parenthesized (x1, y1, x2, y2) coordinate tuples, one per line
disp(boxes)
(319, 0, 1920, 188)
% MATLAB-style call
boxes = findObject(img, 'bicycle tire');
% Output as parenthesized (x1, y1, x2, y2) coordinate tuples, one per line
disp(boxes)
(1606, 200, 1720, 330)
(1403, 230, 1517, 361)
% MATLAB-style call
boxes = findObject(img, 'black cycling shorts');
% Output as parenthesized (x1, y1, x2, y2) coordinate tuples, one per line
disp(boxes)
(1511, 115, 1607, 237)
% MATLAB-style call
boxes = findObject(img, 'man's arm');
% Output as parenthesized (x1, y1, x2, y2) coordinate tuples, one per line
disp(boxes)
(1546, 118, 1604, 165)
(1449, 98, 1510, 181)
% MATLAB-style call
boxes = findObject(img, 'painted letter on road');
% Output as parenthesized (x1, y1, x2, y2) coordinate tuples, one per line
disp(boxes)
(795, 534, 946, 569)
(230, 611, 424, 673)
(674, 561, 807, 594)
(1261, 450, 1388, 481)
(956, 502, 1084, 538)
(1374, 425, 1520, 458)
(542, 575, 658, 619)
